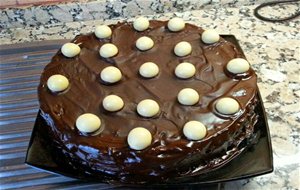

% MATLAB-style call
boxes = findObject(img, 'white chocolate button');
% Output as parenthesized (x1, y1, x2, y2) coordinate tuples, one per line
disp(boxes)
(100, 66, 122, 84)
(95, 25, 112, 39)
(175, 62, 196, 79)
(177, 88, 199, 105)
(76, 113, 101, 133)
(167, 18, 185, 32)
(61, 43, 80, 58)
(103, 95, 124, 112)
(137, 99, 160, 117)
(139, 62, 159, 78)
(136, 36, 154, 51)
(133, 17, 150, 32)
(127, 127, 152, 150)
(99, 43, 118, 58)
(226, 58, 250, 74)
(183, 121, 207, 140)
(201, 29, 220, 44)
(47, 74, 69, 92)
(174, 41, 192, 57)
(215, 97, 240, 115)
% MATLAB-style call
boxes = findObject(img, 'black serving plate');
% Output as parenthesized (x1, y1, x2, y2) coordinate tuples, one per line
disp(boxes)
(25, 35, 273, 187)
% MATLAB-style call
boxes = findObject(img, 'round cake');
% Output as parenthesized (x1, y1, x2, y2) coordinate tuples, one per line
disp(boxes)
(38, 18, 258, 183)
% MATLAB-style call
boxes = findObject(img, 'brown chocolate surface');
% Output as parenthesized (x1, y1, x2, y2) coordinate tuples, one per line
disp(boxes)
(38, 20, 258, 183)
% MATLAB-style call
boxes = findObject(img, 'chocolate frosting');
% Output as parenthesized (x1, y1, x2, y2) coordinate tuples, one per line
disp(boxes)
(38, 20, 258, 183)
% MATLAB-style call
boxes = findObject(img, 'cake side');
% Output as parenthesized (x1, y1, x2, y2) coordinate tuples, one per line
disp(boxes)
(38, 20, 258, 183)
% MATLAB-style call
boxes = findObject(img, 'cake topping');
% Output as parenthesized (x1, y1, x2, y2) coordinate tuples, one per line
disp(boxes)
(100, 66, 122, 84)
(226, 58, 250, 74)
(99, 43, 118, 58)
(137, 99, 160, 117)
(133, 17, 150, 32)
(139, 62, 159, 78)
(76, 113, 101, 133)
(47, 74, 69, 92)
(95, 25, 112, 39)
(215, 97, 240, 115)
(61, 43, 80, 58)
(174, 41, 192, 57)
(175, 62, 196, 79)
(167, 17, 185, 32)
(177, 88, 199, 105)
(127, 127, 152, 150)
(136, 36, 154, 51)
(201, 29, 220, 44)
(102, 95, 124, 112)
(183, 121, 207, 140)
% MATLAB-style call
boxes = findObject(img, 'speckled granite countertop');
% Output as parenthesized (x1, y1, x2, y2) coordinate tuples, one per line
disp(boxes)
(1, 1, 300, 190)
(0, 0, 278, 29)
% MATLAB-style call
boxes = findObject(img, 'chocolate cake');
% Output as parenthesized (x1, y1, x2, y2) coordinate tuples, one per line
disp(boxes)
(37, 18, 259, 183)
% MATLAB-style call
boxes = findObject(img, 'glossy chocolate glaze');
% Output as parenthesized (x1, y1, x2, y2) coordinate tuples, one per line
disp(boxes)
(38, 21, 258, 183)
